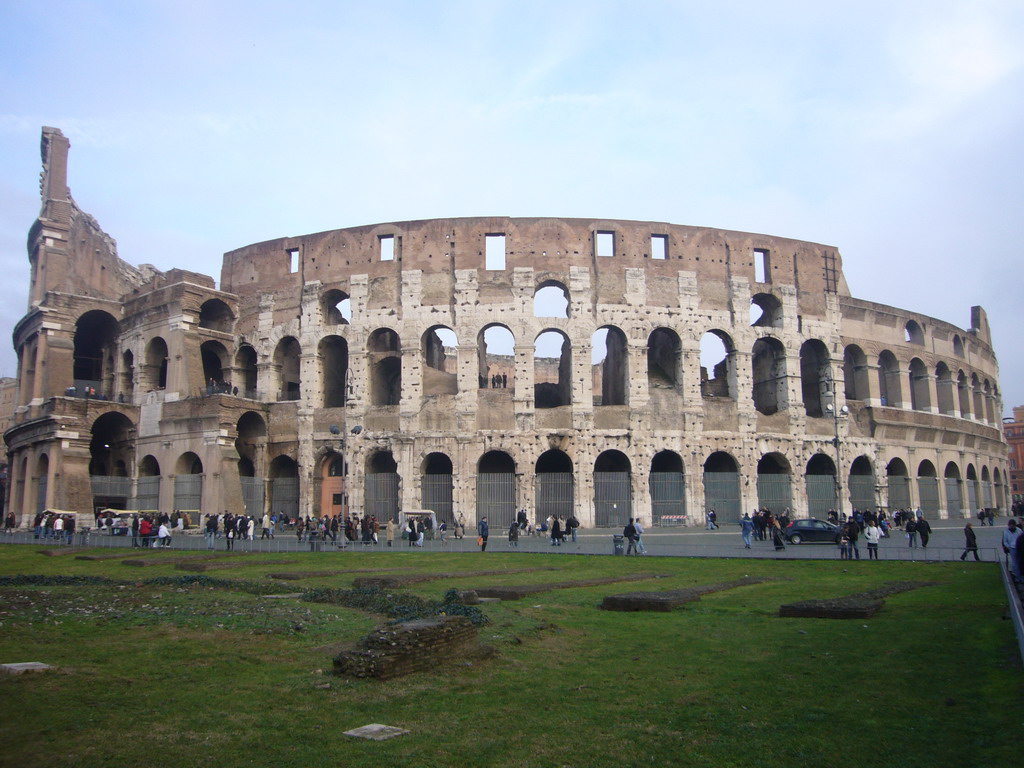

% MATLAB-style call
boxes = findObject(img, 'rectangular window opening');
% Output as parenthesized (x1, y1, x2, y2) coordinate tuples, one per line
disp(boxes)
(754, 248, 769, 283)
(288, 248, 299, 274)
(379, 234, 395, 261)
(595, 231, 615, 258)
(651, 234, 668, 260)
(485, 233, 506, 270)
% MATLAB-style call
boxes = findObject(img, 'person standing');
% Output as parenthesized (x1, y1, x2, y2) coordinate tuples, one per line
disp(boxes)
(406, 517, 417, 547)
(131, 514, 140, 548)
(550, 516, 562, 546)
(508, 520, 519, 548)
(959, 522, 980, 561)
(386, 517, 397, 547)
(477, 516, 489, 551)
(771, 519, 786, 551)
(845, 518, 861, 560)
(906, 516, 918, 547)
(205, 514, 217, 550)
(567, 514, 580, 542)
(261, 512, 272, 539)
(1002, 519, 1022, 581)
(917, 516, 932, 548)
(863, 519, 881, 560)
(740, 512, 754, 549)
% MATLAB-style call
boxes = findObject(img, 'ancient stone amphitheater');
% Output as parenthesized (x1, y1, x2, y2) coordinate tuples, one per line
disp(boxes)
(4, 128, 1010, 529)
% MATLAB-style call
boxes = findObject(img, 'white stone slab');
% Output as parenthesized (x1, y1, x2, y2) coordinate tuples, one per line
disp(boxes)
(343, 724, 410, 741)
(1, 662, 54, 675)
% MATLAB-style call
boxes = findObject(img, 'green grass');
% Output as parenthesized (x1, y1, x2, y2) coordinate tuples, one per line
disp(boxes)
(0, 544, 1019, 767)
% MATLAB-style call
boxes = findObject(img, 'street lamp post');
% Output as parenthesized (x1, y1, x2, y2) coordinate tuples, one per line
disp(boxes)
(825, 390, 849, 520)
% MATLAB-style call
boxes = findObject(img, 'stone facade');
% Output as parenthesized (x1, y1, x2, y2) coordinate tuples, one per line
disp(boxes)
(3, 128, 1011, 529)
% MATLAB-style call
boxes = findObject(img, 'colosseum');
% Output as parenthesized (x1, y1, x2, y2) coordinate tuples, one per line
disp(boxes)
(3, 127, 1011, 529)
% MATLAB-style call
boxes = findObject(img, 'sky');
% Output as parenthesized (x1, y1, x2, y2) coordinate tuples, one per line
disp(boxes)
(0, 0, 1021, 416)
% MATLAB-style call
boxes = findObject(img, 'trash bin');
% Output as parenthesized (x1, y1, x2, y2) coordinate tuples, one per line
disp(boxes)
(309, 535, 322, 552)
(613, 534, 625, 555)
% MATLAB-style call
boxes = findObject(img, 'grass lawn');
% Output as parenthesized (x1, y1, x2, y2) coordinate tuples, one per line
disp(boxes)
(0, 544, 1019, 767)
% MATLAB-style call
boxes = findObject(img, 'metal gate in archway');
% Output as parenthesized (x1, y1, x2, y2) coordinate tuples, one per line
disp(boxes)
(365, 472, 399, 521)
(270, 477, 298, 519)
(848, 475, 876, 512)
(536, 473, 574, 523)
(917, 477, 939, 515)
(944, 478, 963, 518)
(805, 475, 836, 517)
(240, 477, 264, 517)
(173, 474, 203, 512)
(422, 474, 453, 525)
(888, 476, 911, 510)
(595, 472, 631, 527)
(650, 472, 686, 524)
(756, 474, 791, 514)
(703, 471, 740, 522)
(476, 473, 515, 528)
(136, 476, 160, 511)
(967, 481, 979, 512)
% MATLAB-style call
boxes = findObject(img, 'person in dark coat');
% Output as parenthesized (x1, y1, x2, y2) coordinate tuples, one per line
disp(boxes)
(959, 522, 980, 561)
(771, 519, 786, 551)
(550, 517, 562, 546)
(917, 516, 932, 548)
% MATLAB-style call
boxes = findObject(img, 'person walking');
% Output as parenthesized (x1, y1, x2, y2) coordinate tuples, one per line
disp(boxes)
(205, 514, 217, 550)
(906, 516, 918, 547)
(624, 518, 639, 555)
(845, 518, 861, 560)
(959, 522, 980, 561)
(917, 515, 932, 548)
(477, 516, 489, 551)
(740, 512, 754, 549)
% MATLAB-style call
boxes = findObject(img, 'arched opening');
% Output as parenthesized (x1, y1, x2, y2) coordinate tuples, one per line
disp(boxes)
(983, 380, 995, 424)
(534, 330, 571, 408)
(993, 468, 1005, 512)
(917, 460, 939, 515)
(703, 452, 741, 523)
(368, 328, 401, 406)
(935, 362, 955, 415)
(953, 335, 964, 357)
(886, 458, 911, 511)
(34, 454, 49, 515)
(136, 455, 161, 512)
(957, 370, 971, 418)
(971, 374, 983, 421)
(236, 411, 266, 516)
(321, 288, 352, 325)
(89, 412, 134, 512)
(908, 358, 930, 411)
(756, 453, 792, 514)
(800, 339, 831, 418)
(236, 345, 258, 399)
(274, 337, 301, 401)
(536, 450, 574, 523)
(120, 350, 135, 401)
(478, 324, 514, 390)
(201, 340, 230, 394)
(422, 326, 458, 396)
(749, 293, 783, 328)
(366, 451, 400, 523)
(269, 455, 299, 522)
(476, 451, 516, 528)
(320, 453, 347, 521)
(198, 299, 234, 332)
(173, 452, 203, 515)
(751, 337, 787, 415)
(849, 456, 876, 512)
(319, 335, 350, 407)
(74, 310, 120, 398)
(650, 450, 686, 525)
(594, 450, 632, 527)
(981, 466, 993, 509)
(944, 462, 963, 518)
(843, 345, 869, 402)
(422, 453, 454, 525)
(647, 328, 681, 391)
(592, 326, 628, 406)
(966, 464, 980, 512)
(904, 320, 924, 345)
(877, 351, 901, 407)
(700, 331, 735, 398)
(805, 454, 837, 518)
(143, 337, 169, 391)
(533, 282, 570, 318)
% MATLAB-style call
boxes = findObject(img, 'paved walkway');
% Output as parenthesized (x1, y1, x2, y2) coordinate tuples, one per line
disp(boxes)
(4, 519, 1011, 563)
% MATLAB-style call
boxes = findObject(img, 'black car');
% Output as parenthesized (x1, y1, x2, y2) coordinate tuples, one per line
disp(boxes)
(785, 518, 842, 544)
